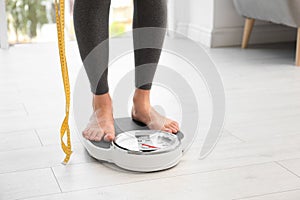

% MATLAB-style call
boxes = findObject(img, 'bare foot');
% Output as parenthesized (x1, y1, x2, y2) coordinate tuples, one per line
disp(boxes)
(82, 93, 115, 142)
(131, 89, 179, 133)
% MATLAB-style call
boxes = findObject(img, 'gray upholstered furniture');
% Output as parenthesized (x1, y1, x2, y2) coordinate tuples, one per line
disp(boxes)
(233, 0, 300, 66)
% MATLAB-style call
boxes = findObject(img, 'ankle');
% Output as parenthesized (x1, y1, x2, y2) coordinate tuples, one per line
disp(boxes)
(133, 89, 151, 106)
(93, 93, 112, 111)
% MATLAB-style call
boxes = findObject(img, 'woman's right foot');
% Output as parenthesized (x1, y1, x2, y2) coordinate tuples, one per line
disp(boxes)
(82, 93, 115, 142)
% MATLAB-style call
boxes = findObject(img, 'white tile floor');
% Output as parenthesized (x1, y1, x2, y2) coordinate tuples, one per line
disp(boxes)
(0, 38, 300, 200)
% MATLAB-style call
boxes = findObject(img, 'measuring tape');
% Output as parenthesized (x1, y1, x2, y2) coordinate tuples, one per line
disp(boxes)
(54, 0, 72, 164)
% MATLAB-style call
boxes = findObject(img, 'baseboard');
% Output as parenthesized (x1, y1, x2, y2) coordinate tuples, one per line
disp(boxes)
(175, 23, 212, 47)
(211, 24, 297, 47)
(175, 22, 297, 48)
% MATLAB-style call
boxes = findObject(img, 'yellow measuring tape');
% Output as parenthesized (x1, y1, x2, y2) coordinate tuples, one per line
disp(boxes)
(54, 0, 72, 164)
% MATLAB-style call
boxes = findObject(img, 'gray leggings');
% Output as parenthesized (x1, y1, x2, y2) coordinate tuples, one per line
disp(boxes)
(73, 0, 167, 95)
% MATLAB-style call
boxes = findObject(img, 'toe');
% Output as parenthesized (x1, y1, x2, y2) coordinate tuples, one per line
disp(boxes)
(82, 128, 89, 136)
(171, 121, 179, 129)
(108, 133, 115, 140)
(94, 133, 104, 141)
(164, 124, 176, 133)
(82, 128, 92, 139)
(88, 129, 98, 140)
(88, 128, 105, 141)
(170, 123, 179, 133)
(170, 127, 178, 133)
(103, 132, 115, 142)
(164, 127, 173, 133)
(94, 136, 101, 141)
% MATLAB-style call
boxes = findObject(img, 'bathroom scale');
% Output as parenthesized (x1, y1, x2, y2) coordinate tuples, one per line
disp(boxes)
(81, 117, 184, 172)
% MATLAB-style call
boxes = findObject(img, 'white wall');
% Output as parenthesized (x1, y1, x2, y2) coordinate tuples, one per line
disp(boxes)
(174, 0, 297, 47)
(0, 0, 8, 49)
(174, 0, 214, 46)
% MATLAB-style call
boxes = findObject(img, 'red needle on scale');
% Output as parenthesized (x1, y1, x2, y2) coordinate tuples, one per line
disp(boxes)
(142, 143, 158, 148)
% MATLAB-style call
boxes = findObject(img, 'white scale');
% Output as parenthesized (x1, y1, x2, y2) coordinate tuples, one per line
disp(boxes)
(73, 70, 185, 172)
(80, 117, 184, 172)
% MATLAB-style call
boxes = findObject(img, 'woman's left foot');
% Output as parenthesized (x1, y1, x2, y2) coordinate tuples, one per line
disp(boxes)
(132, 89, 179, 133)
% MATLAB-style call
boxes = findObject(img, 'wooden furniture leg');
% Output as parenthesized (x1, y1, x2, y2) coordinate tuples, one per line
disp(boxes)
(242, 18, 255, 49)
(296, 28, 300, 66)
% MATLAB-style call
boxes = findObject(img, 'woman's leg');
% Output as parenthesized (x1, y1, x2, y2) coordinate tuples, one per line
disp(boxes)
(133, 0, 167, 90)
(73, 0, 110, 94)
(132, 0, 179, 133)
(73, 0, 115, 141)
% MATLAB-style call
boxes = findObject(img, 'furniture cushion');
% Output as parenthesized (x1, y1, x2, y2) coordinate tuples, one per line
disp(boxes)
(233, 0, 300, 27)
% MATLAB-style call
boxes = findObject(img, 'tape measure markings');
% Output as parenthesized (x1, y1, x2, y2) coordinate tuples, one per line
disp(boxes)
(54, 0, 72, 164)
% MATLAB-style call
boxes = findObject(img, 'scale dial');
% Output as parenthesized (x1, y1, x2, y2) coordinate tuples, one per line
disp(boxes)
(113, 130, 180, 153)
